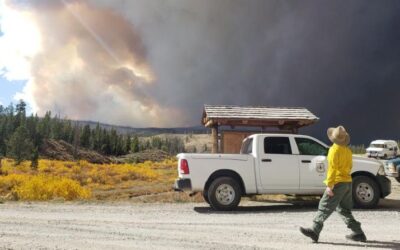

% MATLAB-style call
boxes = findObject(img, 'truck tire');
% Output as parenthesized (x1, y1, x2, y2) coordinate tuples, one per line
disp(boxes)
(352, 176, 380, 209)
(203, 191, 210, 204)
(207, 177, 241, 211)
(395, 177, 400, 183)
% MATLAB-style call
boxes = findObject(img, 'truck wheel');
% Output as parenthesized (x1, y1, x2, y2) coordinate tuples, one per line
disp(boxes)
(207, 177, 241, 211)
(203, 191, 210, 204)
(395, 177, 400, 183)
(352, 176, 380, 209)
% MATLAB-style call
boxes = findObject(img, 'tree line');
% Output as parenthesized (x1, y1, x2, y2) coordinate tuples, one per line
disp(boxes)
(0, 100, 185, 165)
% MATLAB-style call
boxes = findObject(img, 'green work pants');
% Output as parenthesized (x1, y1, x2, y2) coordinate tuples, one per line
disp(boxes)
(312, 182, 363, 235)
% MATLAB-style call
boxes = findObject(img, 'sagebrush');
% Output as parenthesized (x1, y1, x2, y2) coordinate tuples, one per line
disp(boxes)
(0, 158, 177, 201)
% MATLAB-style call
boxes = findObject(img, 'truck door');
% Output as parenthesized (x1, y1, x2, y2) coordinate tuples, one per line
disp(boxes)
(294, 137, 328, 190)
(258, 136, 299, 190)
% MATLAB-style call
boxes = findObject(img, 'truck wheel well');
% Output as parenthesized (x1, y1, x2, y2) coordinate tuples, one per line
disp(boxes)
(204, 170, 246, 195)
(351, 171, 382, 197)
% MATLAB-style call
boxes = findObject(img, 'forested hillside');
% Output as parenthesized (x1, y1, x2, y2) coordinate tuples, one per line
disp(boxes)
(0, 100, 187, 165)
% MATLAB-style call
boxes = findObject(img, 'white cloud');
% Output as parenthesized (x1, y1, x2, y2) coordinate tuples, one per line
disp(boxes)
(0, 0, 41, 81)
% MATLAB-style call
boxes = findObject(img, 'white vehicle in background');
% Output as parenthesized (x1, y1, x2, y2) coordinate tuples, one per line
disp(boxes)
(366, 140, 399, 159)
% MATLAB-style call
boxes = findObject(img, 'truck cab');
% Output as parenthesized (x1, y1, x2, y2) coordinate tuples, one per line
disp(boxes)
(241, 134, 329, 192)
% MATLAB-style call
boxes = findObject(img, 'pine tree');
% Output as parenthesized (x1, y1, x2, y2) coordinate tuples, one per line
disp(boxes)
(115, 135, 124, 156)
(38, 111, 51, 139)
(131, 135, 140, 153)
(5, 104, 15, 137)
(0, 106, 4, 169)
(93, 123, 102, 151)
(151, 136, 162, 149)
(80, 125, 91, 148)
(109, 129, 118, 155)
(72, 126, 80, 160)
(124, 135, 131, 154)
(0, 119, 6, 157)
(7, 126, 34, 164)
(61, 120, 73, 143)
(50, 115, 63, 140)
(101, 128, 111, 155)
(32, 114, 43, 148)
(15, 99, 26, 128)
(31, 147, 39, 170)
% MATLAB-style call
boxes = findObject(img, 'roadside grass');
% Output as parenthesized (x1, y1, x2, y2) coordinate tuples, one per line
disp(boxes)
(0, 158, 179, 202)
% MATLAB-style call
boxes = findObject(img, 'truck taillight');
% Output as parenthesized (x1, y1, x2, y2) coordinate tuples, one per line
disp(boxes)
(180, 159, 190, 174)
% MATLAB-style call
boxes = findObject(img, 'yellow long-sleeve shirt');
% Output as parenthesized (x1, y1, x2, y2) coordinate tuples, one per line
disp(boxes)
(324, 143, 353, 188)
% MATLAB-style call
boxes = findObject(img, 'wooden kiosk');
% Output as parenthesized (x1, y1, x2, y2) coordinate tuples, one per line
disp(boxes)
(201, 105, 319, 153)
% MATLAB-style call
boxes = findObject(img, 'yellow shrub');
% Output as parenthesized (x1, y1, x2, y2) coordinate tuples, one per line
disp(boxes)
(0, 158, 178, 201)
(129, 166, 158, 180)
(14, 176, 54, 200)
(0, 161, 29, 174)
(0, 174, 30, 191)
(0, 174, 91, 201)
(51, 178, 91, 200)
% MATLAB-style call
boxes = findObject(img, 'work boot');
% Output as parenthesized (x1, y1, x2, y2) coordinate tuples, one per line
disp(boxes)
(345, 232, 367, 242)
(300, 227, 319, 243)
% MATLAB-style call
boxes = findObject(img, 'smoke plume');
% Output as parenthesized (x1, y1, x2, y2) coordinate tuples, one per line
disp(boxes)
(2, 0, 400, 143)
(3, 0, 182, 127)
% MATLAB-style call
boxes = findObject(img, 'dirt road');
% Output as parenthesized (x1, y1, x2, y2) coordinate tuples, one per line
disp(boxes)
(1, 180, 399, 249)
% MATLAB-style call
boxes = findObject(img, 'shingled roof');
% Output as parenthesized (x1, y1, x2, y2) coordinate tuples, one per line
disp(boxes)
(202, 105, 319, 128)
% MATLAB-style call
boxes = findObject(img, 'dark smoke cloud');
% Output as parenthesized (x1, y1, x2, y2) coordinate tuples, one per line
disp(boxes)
(93, 0, 400, 144)
(6, 0, 400, 144)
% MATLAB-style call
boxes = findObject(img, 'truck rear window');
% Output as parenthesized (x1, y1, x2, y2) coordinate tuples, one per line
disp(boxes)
(241, 138, 253, 154)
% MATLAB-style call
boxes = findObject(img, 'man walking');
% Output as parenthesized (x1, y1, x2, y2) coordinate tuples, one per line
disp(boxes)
(300, 125, 367, 243)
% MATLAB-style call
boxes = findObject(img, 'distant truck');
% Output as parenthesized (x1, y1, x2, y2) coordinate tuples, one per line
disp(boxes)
(174, 134, 391, 211)
(366, 140, 399, 159)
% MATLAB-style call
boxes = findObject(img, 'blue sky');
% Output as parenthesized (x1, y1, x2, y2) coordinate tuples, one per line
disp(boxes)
(0, 24, 26, 107)
(0, 9, 27, 109)
(0, 77, 26, 106)
(0, 26, 26, 107)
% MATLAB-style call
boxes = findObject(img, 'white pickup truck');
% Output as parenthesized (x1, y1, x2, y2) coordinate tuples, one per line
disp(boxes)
(174, 133, 391, 211)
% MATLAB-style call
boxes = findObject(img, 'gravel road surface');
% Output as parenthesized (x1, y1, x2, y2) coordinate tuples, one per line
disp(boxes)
(1, 180, 399, 250)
